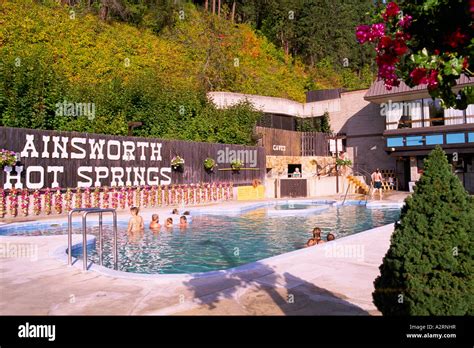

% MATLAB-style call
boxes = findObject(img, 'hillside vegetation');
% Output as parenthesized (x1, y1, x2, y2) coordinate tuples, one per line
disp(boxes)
(0, 0, 373, 144)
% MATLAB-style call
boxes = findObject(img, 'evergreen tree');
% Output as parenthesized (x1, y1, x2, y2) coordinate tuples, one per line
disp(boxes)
(320, 112, 331, 134)
(373, 146, 474, 315)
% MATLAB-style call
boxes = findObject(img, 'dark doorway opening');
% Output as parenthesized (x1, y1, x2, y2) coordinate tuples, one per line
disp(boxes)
(288, 164, 302, 178)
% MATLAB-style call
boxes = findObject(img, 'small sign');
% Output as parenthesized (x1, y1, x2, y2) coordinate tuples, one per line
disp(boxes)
(329, 139, 343, 154)
(272, 145, 286, 152)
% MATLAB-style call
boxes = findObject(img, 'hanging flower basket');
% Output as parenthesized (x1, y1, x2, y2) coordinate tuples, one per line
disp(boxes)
(231, 159, 243, 171)
(0, 149, 17, 168)
(204, 157, 217, 172)
(171, 156, 185, 172)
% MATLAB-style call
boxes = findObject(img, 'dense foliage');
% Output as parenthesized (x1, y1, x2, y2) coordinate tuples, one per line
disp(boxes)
(0, 0, 374, 142)
(373, 146, 474, 315)
(357, 0, 473, 109)
(296, 112, 331, 133)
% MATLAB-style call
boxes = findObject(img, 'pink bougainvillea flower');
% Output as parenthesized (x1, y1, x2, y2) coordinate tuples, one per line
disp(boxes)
(398, 15, 413, 29)
(427, 70, 439, 91)
(393, 39, 408, 56)
(356, 25, 371, 43)
(463, 57, 470, 70)
(445, 27, 469, 48)
(376, 53, 398, 67)
(377, 36, 392, 50)
(356, 23, 385, 43)
(383, 2, 400, 21)
(410, 68, 428, 85)
(371, 23, 385, 39)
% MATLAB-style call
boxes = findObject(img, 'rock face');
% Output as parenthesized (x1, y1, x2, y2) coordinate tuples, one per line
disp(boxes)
(265, 156, 337, 178)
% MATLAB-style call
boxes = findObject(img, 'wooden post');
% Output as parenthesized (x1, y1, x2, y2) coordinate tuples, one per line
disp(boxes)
(212, 0, 215, 14)
(217, 0, 221, 17)
(204, 0, 208, 11)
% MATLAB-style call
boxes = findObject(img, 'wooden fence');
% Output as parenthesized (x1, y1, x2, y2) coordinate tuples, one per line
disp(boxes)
(301, 132, 328, 156)
(256, 126, 328, 157)
(0, 127, 265, 190)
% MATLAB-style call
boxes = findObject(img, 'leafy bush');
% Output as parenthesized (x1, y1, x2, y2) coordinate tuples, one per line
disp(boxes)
(373, 146, 474, 315)
(231, 159, 243, 171)
(0, 149, 17, 167)
(203, 157, 216, 171)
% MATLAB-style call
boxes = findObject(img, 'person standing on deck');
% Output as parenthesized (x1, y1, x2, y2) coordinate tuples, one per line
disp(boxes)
(371, 168, 384, 200)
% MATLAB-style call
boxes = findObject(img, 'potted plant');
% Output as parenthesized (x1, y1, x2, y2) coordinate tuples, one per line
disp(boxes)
(171, 156, 185, 172)
(0, 149, 17, 168)
(231, 159, 243, 171)
(336, 158, 352, 176)
(336, 158, 352, 167)
(203, 157, 216, 172)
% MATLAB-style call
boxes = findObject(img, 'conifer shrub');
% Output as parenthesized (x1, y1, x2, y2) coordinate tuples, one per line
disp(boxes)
(373, 146, 474, 315)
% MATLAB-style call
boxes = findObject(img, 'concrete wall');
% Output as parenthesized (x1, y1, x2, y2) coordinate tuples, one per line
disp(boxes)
(208, 91, 340, 118)
(266, 175, 366, 198)
(265, 155, 335, 178)
(329, 89, 396, 174)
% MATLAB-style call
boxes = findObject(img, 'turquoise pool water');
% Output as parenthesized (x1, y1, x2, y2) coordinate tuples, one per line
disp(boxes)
(1, 203, 400, 274)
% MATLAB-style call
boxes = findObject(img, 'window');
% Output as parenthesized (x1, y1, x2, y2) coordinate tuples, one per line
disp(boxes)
(446, 133, 465, 144)
(468, 132, 474, 143)
(387, 137, 404, 147)
(425, 98, 444, 126)
(406, 136, 424, 146)
(288, 164, 302, 178)
(425, 134, 444, 145)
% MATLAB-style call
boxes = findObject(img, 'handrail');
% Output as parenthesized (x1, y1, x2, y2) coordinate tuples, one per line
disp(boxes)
(67, 208, 118, 271)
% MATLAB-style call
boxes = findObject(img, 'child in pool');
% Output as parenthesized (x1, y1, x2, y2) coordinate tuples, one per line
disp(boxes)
(171, 208, 179, 215)
(165, 217, 173, 228)
(179, 216, 188, 227)
(150, 214, 161, 230)
(306, 227, 324, 247)
(127, 207, 144, 233)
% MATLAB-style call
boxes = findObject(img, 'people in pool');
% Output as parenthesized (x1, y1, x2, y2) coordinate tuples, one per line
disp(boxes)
(150, 214, 161, 230)
(327, 233, 335, 241)
(179, 216, 188, 227)
(306, 227, 325, 247)
(171, 208, 179, 215)
(165, 217, 174, 228)
(183, 211, 190, 215)
(127, 207, 144, 233)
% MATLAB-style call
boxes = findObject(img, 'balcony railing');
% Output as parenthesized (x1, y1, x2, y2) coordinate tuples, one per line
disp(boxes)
(386, 115, 474, 130)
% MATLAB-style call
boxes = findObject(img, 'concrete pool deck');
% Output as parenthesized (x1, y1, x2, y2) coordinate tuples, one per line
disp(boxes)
(0, 193, 409, 315)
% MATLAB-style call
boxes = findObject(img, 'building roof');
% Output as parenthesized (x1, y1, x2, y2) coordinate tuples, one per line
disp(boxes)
(305, 89, 344, 103)
(365, 75, 474, 103)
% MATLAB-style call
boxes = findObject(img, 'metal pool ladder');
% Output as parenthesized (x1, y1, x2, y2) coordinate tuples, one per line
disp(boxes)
(67, 208, 118, 271)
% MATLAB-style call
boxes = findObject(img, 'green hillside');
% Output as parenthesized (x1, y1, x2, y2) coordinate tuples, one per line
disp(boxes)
(0, 0, 373, 144)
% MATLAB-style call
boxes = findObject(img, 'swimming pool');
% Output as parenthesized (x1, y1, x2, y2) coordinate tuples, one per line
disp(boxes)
(1, 202, 400, 274)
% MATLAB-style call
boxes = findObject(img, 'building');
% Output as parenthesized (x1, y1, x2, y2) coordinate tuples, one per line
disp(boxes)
(208, 76, 474, 195)
(365, 76, 474, 193)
